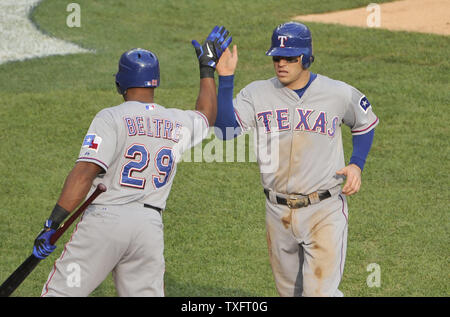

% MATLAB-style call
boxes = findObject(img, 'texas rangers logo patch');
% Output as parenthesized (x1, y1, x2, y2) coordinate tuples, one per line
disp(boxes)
(82, 134, 102, 152)
(278, 35, 288, 48)
(359, 96, 372, 113)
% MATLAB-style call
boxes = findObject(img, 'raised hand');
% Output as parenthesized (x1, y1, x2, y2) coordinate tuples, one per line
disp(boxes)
(192, 25, 232, 78)
(216, 45, 238, 76)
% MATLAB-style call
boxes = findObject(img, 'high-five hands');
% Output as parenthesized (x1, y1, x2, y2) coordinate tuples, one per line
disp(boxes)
(192, 25, 232, 78)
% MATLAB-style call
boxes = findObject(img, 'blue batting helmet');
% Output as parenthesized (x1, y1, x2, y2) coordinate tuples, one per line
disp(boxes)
(266, 22, 314, 69)
(115, 48, 160, 95)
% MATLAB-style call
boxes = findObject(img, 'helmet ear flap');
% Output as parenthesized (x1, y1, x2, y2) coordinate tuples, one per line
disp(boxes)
(300, 54, 315, 69)
(116, 82, 125, 95)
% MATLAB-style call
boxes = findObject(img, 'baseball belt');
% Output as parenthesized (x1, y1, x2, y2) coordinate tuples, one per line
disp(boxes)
(143, 204, 162, 214)
(263, 188, 334, 209)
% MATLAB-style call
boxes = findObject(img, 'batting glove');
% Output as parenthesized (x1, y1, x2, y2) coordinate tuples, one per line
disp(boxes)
(192, 25, 232, 78)
(32, 220, 56, 259)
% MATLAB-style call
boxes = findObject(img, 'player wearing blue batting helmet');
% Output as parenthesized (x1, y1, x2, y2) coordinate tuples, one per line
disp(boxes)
(30, 26, 232, 298)
(266, 21, 315, 69)
(214, 21, 379, 298)
(115, 48, 160, 95)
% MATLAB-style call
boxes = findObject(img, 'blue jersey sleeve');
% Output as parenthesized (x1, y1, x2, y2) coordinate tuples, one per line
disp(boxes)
(214, 75, 241, 140)
(349, 129, 375, 171)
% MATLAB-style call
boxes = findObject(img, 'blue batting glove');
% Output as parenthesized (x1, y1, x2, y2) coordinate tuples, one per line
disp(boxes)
(192, 25, 232, 77)
(33, 220, 57, 259)
(206, 25, 233, 59)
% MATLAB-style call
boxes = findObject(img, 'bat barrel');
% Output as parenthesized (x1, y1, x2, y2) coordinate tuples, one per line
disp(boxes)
(0, 255, 41, 297)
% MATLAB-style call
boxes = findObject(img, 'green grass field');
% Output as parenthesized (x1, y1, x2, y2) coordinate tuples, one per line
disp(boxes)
(0, 0, 448, 297)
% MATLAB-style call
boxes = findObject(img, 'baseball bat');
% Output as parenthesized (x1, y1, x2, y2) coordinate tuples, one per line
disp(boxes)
(0, 183, 107, 297)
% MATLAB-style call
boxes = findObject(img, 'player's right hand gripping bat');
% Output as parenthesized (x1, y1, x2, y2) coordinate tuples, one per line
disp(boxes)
(0, 183, 107, 297)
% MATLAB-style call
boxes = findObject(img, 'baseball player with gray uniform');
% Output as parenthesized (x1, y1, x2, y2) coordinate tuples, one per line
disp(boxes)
(32, 26, 232, 296)
(214, 22, 378, 296)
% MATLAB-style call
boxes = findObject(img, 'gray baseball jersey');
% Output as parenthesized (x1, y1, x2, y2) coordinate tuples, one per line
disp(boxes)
(41, 101, 208, 297)
(77, 101, 209, 209)
(233, 74, 379, 195)
(232, 74, 378, 296)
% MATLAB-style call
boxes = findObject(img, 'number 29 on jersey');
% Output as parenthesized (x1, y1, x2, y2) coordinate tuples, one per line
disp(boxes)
(120, 143, 174, 189)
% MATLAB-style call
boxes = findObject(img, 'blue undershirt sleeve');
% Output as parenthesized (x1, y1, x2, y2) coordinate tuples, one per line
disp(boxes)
(214, 75, 240, 140)
(349, 129, 375, 171)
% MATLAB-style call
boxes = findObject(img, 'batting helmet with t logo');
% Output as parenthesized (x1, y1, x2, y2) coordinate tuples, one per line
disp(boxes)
(265, 22, 315, 69)
(115, 48, 160, 95)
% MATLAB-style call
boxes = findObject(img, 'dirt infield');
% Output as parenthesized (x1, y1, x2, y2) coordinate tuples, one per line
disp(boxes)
(293, 0, 450, 36)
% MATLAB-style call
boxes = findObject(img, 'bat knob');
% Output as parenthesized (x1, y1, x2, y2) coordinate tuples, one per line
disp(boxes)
(97, 183, 107, 192)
